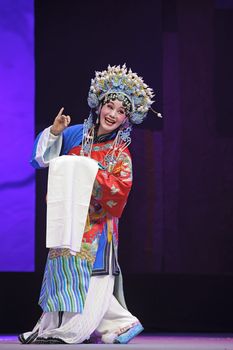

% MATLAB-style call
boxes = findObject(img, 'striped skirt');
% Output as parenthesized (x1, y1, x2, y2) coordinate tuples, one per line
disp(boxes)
(39, 254, 92, 313)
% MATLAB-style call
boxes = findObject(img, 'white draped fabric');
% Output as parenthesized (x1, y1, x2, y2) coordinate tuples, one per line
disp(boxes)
(46, 155, 98, 254)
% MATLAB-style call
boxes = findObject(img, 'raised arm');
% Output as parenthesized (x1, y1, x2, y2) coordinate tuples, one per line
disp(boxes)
(30, 107, 72, 169)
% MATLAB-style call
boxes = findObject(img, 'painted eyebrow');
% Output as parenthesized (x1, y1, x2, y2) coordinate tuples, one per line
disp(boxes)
(107, 101, 126, 111)
(118, 105, 127, 112)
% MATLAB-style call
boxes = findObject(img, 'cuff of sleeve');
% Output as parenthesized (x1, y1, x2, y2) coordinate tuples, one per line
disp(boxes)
(49, 126, 61, 139)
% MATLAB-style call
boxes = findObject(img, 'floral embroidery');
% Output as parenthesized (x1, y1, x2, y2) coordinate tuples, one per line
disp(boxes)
(107, 200, 118, 208)
(120, 171, 128, 177)
(68, 141, 132, 217)
(92, 143, 112, 152)
(111, 185, 120, 194)
(92, 179, 103, 200)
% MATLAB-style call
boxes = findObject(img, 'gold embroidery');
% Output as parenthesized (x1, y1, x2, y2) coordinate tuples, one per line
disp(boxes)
(48, 246, 95, 264)
(107, 218, 113, 243)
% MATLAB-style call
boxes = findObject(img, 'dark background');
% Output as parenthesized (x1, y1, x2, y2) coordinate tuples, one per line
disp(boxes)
(1, 0, 233, 333)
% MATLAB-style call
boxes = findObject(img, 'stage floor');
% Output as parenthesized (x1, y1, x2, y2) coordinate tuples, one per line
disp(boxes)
(0, 334, 233, 350)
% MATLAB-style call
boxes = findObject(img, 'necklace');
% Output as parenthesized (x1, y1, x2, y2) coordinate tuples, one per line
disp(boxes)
(80, 116, 132, 172)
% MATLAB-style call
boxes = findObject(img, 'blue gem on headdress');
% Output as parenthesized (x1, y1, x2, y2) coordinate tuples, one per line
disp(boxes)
(87, 92, 99, 108)
(133, 96, 143, 105)
(125, 87, 133, 95)
(130, 112, 145, 125)
(113, 79, 120, 87)
(116, 92, 124, 100)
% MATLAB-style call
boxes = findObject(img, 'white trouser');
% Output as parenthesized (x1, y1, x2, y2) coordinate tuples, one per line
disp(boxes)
(23, 247, 139, 344)
(24, 274, 138, 344)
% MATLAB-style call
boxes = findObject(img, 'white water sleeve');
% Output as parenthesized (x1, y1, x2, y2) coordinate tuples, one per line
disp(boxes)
(34, 126, 63, 167)
(46, 156, 99, 254)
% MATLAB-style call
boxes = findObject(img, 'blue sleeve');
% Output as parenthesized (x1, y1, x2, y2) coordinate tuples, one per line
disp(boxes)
(30, 131, 44, 169)
(30, 124, 84, 169)
(61, 124, 84, 155)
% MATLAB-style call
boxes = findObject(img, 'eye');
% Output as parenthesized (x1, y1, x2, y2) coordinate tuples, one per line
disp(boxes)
(119, 109, 125, 115)
(107, 103, 113, 109)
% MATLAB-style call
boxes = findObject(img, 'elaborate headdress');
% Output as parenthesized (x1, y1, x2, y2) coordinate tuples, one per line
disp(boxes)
(82, 64, 162, 170)
(87, 64, 161, 124)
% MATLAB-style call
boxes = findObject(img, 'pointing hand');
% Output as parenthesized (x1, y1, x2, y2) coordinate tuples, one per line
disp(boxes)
(50, 107, 71, 136)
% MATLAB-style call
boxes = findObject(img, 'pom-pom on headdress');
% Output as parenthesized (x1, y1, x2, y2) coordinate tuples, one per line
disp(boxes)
(87, 64, 161, 125)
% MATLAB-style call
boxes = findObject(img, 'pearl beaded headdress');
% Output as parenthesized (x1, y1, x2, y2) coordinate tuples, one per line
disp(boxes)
(87, 64, 162, 124)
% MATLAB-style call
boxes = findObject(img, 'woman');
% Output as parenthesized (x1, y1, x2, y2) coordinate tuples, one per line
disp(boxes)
(19, 64, 160, 344)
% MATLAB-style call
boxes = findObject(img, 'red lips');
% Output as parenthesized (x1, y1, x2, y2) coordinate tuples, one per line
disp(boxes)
(105, 116, 115, 125)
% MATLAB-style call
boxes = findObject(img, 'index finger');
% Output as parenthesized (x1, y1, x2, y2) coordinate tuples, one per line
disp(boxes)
(57, 107, 64, 117)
